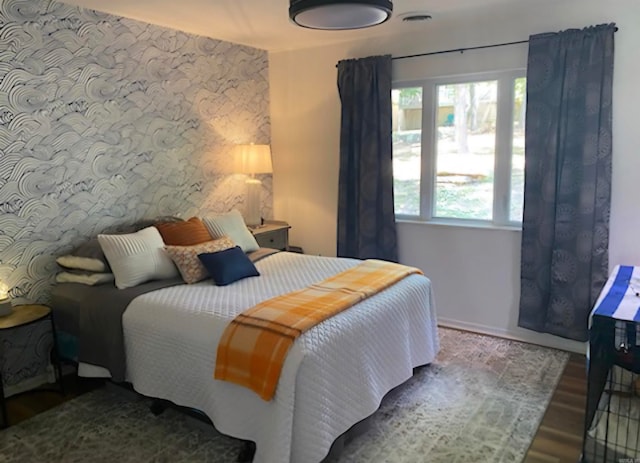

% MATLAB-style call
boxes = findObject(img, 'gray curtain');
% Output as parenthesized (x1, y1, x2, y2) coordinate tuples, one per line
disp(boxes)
(336, 55, 398, 261)
(519, 24, 615, 341)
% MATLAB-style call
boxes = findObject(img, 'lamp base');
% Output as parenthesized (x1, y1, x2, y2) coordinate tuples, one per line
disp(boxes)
(245, 178, 262, 228)
(0, 301, 13, 317)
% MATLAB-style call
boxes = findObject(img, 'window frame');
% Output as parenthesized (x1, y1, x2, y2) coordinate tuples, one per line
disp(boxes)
(393, 69, 526, 229)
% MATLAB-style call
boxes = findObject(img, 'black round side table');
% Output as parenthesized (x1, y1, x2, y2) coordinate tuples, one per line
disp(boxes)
(0, 304, 64, 428)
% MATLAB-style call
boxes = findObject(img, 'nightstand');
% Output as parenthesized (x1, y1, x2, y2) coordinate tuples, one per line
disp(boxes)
(0, 304, 64, 428)
(251, 221, 290, 251)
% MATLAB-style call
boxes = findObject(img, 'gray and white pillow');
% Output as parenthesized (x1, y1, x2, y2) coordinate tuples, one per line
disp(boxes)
(203, 210, 259, 253)
(98, 227, 178, 289)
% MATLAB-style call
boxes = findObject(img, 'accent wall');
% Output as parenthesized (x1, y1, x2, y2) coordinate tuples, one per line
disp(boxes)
(0, 0, 270, 392)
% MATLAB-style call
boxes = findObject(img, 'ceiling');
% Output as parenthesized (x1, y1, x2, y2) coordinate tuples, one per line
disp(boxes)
(59, 0, 532, 52)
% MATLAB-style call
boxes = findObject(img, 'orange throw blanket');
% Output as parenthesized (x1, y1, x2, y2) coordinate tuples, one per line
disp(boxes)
(214, 259, 423, 400)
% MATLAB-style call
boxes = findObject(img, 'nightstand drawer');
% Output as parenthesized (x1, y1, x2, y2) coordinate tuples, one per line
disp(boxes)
(255, 230, 287, 250)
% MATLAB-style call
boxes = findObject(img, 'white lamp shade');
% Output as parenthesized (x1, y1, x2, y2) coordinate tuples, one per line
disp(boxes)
(235, 144, 273, 175)
(234, 144, 272, 227)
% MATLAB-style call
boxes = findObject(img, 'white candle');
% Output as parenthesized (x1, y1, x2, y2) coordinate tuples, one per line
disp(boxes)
(0, 283, 11, 316)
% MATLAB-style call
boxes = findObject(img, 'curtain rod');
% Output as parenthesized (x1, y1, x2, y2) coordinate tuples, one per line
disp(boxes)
(336, 27, 618, 67)
(392, 39, 529, 61)
(335, 39, 527, 68)
(392, 26, 618, 61)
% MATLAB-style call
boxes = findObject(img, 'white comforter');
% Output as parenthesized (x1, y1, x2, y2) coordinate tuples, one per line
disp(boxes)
(122, 252, 439, 462)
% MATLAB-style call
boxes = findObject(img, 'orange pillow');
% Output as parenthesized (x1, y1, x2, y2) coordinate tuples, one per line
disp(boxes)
(155, 217, 212, 246)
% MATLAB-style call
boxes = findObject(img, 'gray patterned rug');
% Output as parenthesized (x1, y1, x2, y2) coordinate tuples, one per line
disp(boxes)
(0, 328, 569, 462)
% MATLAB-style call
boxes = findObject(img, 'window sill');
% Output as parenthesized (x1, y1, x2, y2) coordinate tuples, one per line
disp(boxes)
(396, 218, 522, 232)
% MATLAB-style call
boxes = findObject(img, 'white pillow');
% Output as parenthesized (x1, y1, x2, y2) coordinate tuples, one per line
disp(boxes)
(56, 255, 107, 273)
(202, 210, 259, 253)
(55, 272, 115, 286)
(97, 227, 178, 289)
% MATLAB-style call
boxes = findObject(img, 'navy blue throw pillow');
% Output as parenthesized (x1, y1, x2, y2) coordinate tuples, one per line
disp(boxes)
(198, 246, 260, 286)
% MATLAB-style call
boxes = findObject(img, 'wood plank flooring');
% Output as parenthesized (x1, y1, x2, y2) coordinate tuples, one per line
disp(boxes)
(4, 354, 588, 462)
(524, 353, 587, 463)
(4, 375, 103, 427)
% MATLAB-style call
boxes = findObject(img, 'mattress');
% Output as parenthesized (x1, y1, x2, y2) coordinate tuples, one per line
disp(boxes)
(122, 252, 439, 462)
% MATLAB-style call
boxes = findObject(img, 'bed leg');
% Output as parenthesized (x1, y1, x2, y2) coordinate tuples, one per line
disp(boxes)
(149, 399, 169, 416)
(237, 441, 256, 462)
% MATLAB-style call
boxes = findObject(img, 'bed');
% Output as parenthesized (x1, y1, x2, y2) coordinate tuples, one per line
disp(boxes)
(52, 250, 439, 462)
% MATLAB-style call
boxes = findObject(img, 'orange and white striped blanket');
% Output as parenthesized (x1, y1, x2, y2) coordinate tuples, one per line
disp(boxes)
(214, 259, 423, 400)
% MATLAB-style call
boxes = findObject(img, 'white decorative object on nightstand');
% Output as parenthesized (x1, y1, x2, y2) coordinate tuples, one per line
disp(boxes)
(0, 282, 11, 317)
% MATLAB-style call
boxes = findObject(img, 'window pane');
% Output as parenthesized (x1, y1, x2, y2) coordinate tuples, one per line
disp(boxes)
(434, 81, 496, 220)
(510, 77, 526, 222)
(392, 87, 422, 216)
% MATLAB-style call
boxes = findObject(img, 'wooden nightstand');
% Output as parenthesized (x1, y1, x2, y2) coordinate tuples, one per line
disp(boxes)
(0, 304, 64, 428)
(251, 221, 290, 251)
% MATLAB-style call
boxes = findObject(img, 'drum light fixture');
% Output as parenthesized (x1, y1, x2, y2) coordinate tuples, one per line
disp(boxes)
(289, 0, 393, 30)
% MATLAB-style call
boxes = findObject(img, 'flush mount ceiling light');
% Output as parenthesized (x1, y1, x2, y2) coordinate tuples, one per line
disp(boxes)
(289, 0, 393, 30)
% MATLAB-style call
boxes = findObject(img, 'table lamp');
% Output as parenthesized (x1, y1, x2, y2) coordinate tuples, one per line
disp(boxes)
(235, 144, 273, 228)
(0, 282, 12, 317)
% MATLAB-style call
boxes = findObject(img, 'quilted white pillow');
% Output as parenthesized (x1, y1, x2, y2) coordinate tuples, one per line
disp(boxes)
(98, 227, 178, 289)
(202, 210, 259, 253)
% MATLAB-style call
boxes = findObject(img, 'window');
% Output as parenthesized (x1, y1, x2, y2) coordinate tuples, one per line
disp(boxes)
(392, 71, 525, 226)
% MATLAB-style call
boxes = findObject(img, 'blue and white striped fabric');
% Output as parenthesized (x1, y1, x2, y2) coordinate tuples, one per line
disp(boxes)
(592, 265, 640, 322)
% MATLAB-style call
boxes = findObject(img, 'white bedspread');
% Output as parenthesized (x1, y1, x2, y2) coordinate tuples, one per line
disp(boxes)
(122, 252, 439, 462)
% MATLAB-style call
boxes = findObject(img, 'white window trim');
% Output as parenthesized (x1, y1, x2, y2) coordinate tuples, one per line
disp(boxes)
(393, 69, 525, 229)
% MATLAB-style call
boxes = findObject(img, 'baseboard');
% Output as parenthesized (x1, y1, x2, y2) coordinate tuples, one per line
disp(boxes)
(437, 317, 587, 354)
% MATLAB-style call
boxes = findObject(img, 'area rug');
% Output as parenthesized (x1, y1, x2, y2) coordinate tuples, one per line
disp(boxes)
(0, 328, 569, 462)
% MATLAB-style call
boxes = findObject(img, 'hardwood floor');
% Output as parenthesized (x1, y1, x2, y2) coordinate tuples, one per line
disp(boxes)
(4, 355, 588, 462)
(4, 375, 104, 427)
(525, 353, 587, 463)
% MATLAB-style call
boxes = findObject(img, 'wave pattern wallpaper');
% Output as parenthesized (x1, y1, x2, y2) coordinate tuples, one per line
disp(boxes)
(0, 0, 271, 389)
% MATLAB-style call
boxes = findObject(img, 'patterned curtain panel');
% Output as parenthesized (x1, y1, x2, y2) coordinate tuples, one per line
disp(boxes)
(336, 55, 398, 261)
(519, 24, 616, 341)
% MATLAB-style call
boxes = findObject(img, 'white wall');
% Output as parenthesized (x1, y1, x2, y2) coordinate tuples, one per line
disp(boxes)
(269, 0, 640, 353)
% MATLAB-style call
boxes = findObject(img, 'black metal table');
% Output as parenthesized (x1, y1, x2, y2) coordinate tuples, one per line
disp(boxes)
(0, 304, 64, 428)
(582, 265, 640, 461)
